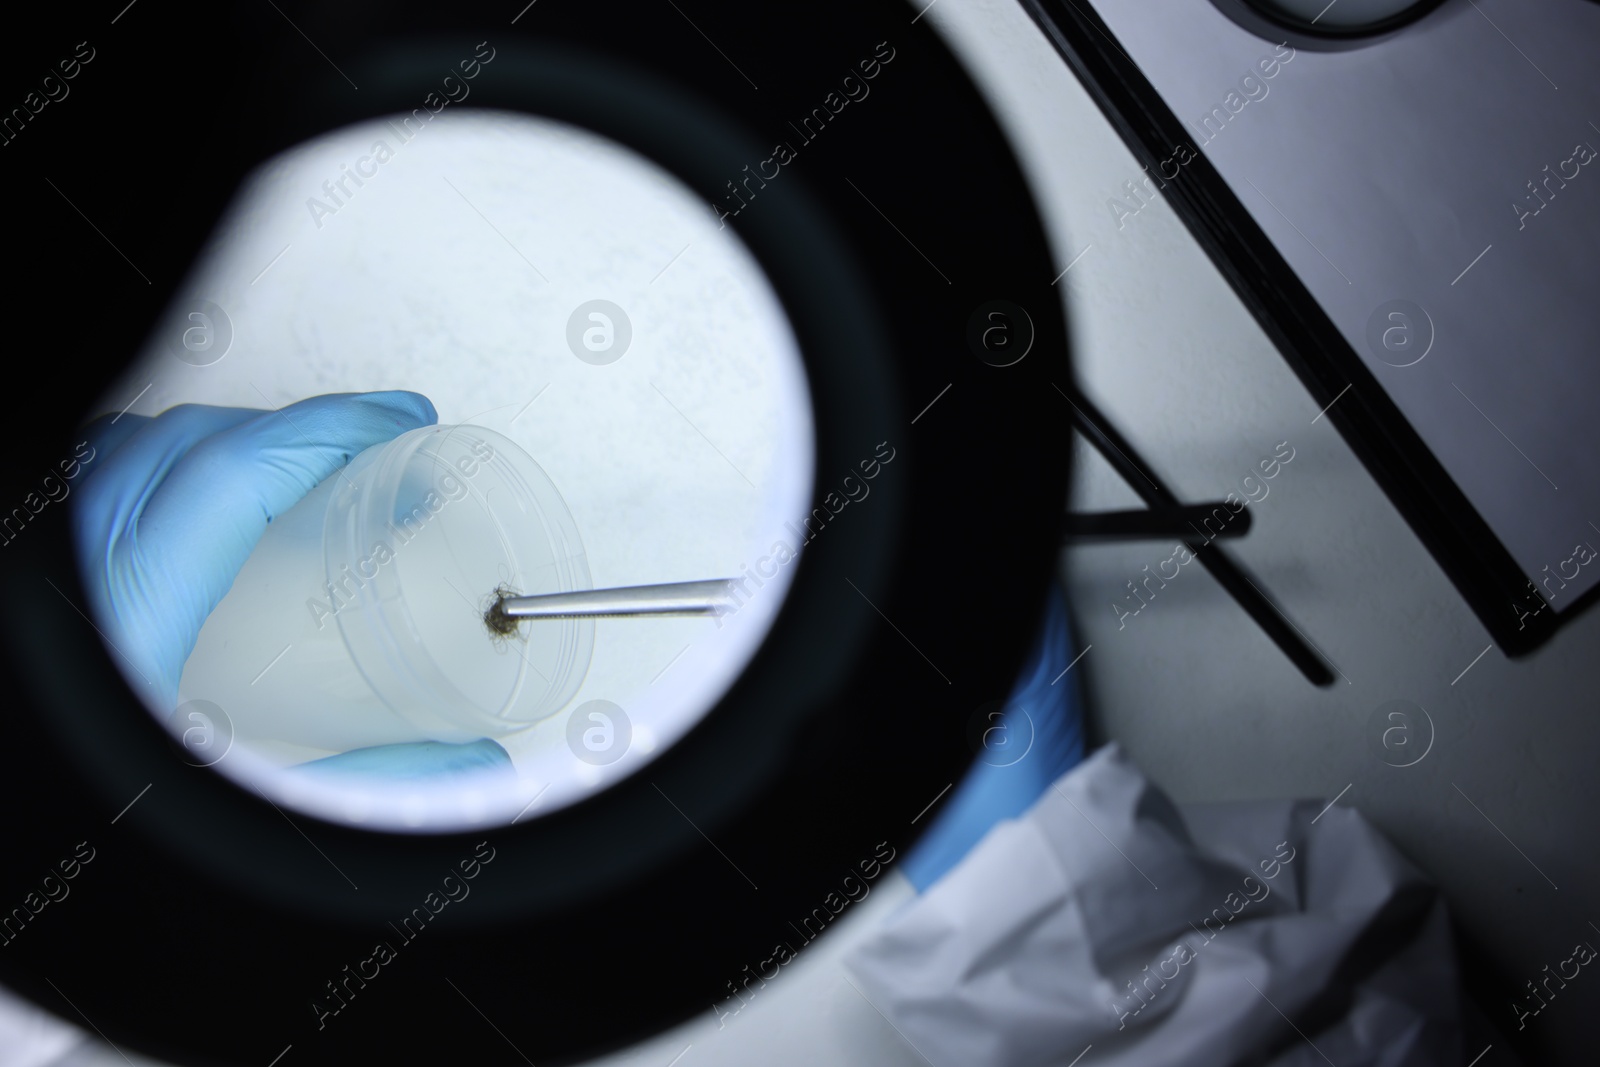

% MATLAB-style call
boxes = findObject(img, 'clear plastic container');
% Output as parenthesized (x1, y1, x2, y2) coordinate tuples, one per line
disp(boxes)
(178, 424, 594, 754)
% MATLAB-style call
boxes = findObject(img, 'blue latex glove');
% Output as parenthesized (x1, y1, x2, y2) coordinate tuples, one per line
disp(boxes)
(71, 390, 512, 780)
(901, 581, 1086, 892)
(295, 740, 513, 781)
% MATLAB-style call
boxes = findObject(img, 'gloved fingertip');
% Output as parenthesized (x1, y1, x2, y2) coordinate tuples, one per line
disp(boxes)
(293, 738, 515, 782)
(459, 738, 513, 771)
(361, 390, 438, 429)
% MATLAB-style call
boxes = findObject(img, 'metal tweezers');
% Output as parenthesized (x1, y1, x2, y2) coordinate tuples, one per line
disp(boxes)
(495, 579, 739, 620)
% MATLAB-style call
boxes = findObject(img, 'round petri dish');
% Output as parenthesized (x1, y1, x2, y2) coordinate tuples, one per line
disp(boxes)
(329, 424, 595, 742)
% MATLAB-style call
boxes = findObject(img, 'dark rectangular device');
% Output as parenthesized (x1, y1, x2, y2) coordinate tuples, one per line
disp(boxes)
(1022, 0, 1600, 654)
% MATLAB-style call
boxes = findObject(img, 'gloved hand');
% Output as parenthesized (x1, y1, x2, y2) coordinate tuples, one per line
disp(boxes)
(901, 581, 1085, 892)
(296, 739, 513, 781)
(71, 390, 512, 780)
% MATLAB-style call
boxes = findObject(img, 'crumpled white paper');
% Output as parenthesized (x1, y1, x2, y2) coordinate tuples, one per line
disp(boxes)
(845, 743, 1460, 1067)
(0, 984, 82, 1067)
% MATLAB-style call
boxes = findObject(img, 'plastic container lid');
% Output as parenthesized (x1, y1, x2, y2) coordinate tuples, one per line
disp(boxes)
(324, 424, 594, 742)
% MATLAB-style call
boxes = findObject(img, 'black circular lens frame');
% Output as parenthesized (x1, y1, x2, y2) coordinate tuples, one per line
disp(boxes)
(0, 2, 1071, 1063)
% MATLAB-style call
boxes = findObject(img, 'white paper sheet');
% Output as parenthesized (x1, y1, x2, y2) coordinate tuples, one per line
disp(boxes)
(845, 743, 1461, 1066)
